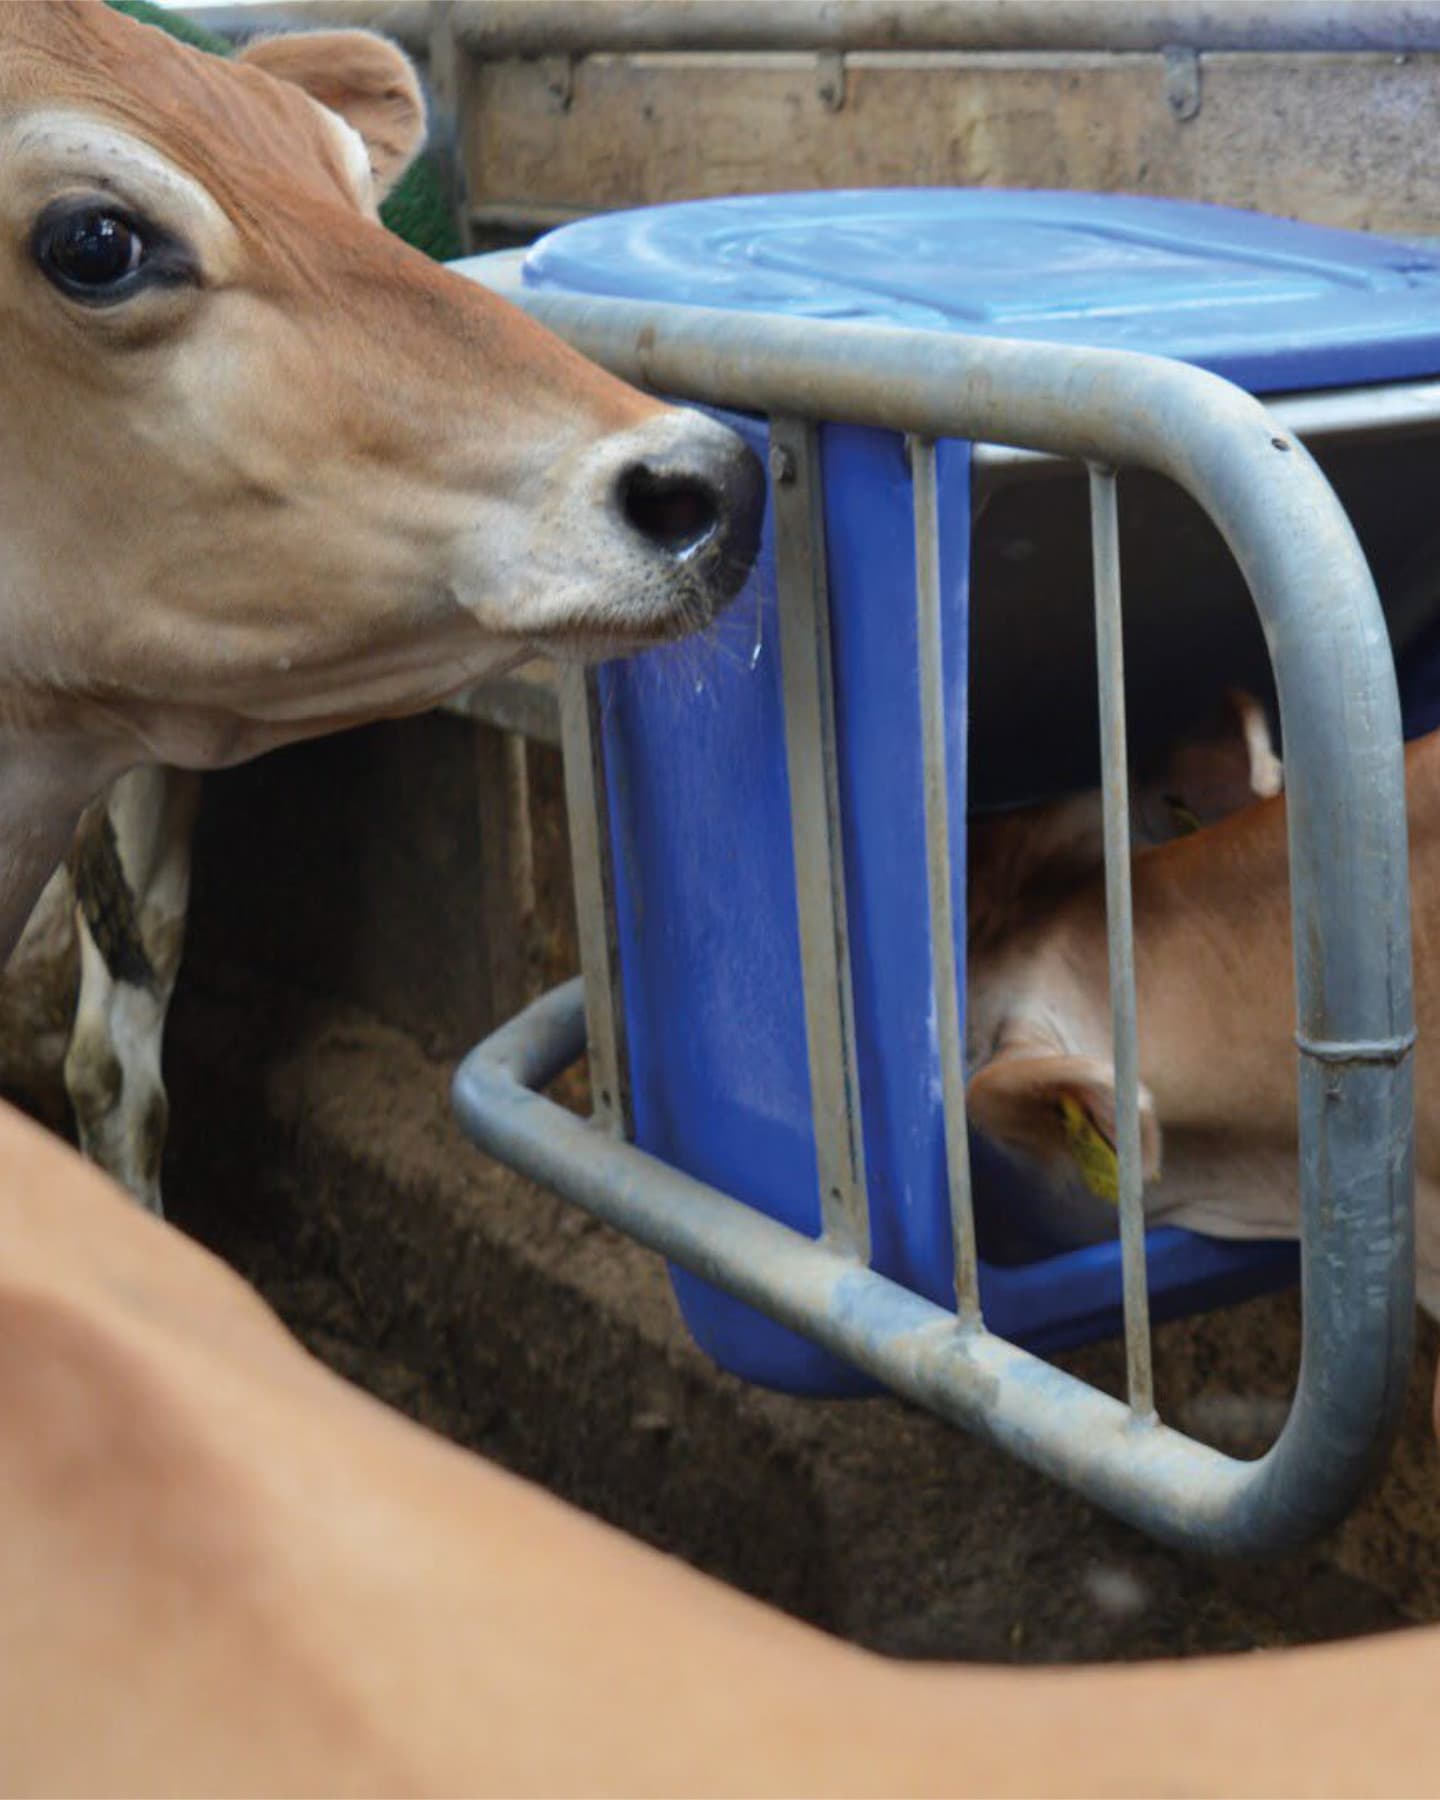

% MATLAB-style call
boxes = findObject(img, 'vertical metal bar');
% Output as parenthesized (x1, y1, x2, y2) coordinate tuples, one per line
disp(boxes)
(770, 417, 871, 1260)
(1089, 464, 1155, 1420)
(557, 664, 629, 1137)
(425, 0, 474, 256)
(914, 438, 981, 1323)
(473, 724, 537, 1030)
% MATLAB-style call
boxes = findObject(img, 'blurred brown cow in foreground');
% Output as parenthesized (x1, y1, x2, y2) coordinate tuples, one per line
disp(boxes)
(3, 1098, 1437, 1795)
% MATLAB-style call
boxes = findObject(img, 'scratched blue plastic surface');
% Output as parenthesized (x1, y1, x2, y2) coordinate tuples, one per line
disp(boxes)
(525, 189, 1440, 389)
(524, 191, 1440, 1393)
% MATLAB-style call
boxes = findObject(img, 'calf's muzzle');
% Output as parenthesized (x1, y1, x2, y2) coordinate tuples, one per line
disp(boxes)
(610, 416, 766, 614)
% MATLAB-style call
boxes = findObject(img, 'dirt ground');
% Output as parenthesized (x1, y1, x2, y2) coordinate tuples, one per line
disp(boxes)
(120, 711, 1440, 1670)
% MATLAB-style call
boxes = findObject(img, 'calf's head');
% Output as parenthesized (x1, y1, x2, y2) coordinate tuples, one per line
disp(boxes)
(964, 691, 1282, 1206)
(0, 3, 763, 769)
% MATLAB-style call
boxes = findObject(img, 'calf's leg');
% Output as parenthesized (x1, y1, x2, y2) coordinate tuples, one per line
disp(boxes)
(64, 767, 201, 1217)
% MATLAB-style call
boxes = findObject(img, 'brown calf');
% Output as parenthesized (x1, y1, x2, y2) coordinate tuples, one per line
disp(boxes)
(0, 1, 761, 966)
(966, 715, 1440, 1324)
(0, 2, 763, 1206)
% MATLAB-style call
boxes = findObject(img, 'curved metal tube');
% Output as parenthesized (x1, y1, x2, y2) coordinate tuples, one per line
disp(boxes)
(450, 272, 1415, 1552)
(454, 975, 1394, 1554)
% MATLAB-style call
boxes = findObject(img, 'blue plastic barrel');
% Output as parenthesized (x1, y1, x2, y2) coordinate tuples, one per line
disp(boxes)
(522, 192, 1440, 1393)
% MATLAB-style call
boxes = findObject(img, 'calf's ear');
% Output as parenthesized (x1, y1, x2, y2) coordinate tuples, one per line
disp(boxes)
(237, 31, 427, 201)
(1159, 687, 1284, 831)
(966, 1052, 1162, 1202)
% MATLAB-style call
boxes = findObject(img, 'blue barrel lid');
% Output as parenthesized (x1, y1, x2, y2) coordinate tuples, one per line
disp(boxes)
(522, 189, 1440, 391)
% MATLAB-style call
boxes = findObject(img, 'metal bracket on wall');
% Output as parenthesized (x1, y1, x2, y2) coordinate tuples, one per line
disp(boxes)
(816, 51, 847, 112)
(541, 53, 577, 113)
(1163, 45, 1203, 120)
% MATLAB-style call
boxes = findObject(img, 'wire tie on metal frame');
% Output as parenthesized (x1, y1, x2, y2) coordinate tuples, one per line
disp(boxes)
(1294, 1029, 1416, 1066)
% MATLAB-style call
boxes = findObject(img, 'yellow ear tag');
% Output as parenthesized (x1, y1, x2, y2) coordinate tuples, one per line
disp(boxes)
(1060, 1094, 1119, 1204)
(1164, 794, 1202, 837)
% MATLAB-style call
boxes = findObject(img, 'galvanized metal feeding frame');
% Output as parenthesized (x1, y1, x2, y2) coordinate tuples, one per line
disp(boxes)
(450, 267, 1418, 1556)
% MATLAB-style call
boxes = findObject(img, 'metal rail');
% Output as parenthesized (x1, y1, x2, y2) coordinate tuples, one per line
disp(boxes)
(974, 377, 1440, 487)
(176, 0, 1440, 60)
(556, 666, 629, 1137)
(450, 268, 1415, 1554)
(1090, 463, 1155, 1421)
(450, 1, 1440, 57)
(912, 437, 980, 1324)
(769, 418, 871, 1259)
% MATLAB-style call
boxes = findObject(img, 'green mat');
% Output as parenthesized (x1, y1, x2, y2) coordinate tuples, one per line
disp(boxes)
(106, 0, 463, 261)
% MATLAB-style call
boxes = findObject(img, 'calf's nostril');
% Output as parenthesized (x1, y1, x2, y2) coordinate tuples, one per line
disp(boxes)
(619, 463, 720, 555)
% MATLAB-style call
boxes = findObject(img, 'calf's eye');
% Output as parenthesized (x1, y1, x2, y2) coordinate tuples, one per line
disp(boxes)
(31, 202, 187, 304)
(48, 211, 141, 285)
